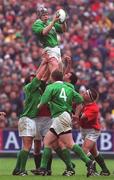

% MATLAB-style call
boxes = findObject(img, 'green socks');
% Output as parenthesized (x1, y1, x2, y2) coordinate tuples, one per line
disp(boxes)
(56, 148, 73, 170)
(40, 147, 52, 169)
(15, 150, 29, 172)
(72, 144, 90, 164)
(20, 150, 29, 171)
(15, 152, 22, 171)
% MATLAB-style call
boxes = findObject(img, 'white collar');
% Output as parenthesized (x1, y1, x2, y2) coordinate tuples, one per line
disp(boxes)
(54, 81, 63, 84)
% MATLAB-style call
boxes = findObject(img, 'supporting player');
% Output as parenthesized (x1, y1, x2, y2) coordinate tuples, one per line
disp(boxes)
(37, 70, 96, 177)
(31, 56, 77, 176)
(32, 7, 67, 81)
(76, 88, 110, 176)
(12, 54, 51, 176)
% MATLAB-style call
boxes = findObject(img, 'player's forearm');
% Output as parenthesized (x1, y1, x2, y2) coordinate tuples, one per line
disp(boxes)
(64, 61, 72, 75)
(61, 22, 67, 32)
(75, 104, 83, 117)
(42, 20, 55, 35)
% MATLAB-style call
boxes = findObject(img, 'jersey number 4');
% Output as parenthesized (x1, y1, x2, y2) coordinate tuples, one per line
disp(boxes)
(59, 88, 67, 101)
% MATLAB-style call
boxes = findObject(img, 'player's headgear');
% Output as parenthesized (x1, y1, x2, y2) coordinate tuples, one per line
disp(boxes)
(37, 7, 48, 17)
(87, 88, 98, 101)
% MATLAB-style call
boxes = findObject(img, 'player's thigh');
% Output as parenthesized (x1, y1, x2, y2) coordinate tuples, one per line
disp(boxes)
(82, 129, 100, 153)
(48, 57, 60, 73)
(59, 133, 74, 149)
(82, 138, 95, 153)
(90, 143, 99, 157)
(44, 130, 58, 147)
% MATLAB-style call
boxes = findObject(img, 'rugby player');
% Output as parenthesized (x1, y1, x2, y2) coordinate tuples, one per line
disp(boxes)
(12, 54, 52, 176)
(77, 88, 110, 176)
(37, 70, 96, 177)
(32, 7, 67, 81)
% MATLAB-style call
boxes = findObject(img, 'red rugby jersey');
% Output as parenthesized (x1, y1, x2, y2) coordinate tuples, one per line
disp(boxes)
(79, 103, 101, 130)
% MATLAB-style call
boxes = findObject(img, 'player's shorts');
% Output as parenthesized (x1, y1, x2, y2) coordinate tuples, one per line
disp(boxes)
(80, 128, 101, 142)
(18, 117, 36, 137)
(34, 116, 52, 140)
(44, 46, 61, 63)
(50, 111, 72, 135)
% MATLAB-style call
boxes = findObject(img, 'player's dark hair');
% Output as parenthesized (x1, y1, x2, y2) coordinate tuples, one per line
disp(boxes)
(51, 70, 63, 81)
(69, 72, 78, 85)
(88, 88, 99, 101)
(24, 74, 35, 85)
(40, 81, 46, 92)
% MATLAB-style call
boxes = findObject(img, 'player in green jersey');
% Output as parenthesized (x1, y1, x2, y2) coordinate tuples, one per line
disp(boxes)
(12, 54, 52, 176)
(37, 70, 96, 177)
(32, 7, 67, 81)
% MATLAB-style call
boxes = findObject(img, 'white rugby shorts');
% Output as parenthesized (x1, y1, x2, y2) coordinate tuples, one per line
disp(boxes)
(44, 46, 61, 63)
(80, 128, 101, 142)
(18, 117, 36, 137)
(51, 111, 72, 135)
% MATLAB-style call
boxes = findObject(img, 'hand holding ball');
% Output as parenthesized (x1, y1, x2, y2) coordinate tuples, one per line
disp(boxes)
(56, 9, 66, 23)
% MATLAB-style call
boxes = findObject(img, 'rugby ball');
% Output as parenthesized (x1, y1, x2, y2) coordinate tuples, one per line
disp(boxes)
(56, 9, 66, 23)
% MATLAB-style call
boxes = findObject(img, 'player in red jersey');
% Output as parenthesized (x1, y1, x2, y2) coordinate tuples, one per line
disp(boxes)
(75, 88, 110, 176)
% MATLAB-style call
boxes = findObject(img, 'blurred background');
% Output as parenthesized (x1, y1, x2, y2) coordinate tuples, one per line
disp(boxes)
(0, 0, 114, 155)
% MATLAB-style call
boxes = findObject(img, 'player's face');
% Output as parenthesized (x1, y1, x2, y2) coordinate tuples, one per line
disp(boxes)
(81, 91, 91, 103)
(41, 13, 49, 22)
(63, 73, 71, 82)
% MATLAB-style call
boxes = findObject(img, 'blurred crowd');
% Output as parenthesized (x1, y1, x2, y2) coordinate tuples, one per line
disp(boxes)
(0, 0, 114, 130)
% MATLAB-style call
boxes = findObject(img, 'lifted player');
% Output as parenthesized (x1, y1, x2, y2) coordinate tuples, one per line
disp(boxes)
(32, 7, 67, 81)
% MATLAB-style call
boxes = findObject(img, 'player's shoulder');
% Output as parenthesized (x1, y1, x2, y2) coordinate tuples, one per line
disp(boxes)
(88, 102, 99, 112)
(33, 19, 43, 26)
(64, 82, 75, 90)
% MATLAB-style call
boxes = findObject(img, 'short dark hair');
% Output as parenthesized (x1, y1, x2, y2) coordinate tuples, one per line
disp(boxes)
(69, 72, 78, 85)
(51, 70, 63, 81)
(24, 74, 35, 85)
(88, 88, 99, 101)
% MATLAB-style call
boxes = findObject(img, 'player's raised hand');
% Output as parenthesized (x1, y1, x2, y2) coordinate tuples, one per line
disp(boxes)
(52, 14, 60, 23)
(63, 55, 71, 62)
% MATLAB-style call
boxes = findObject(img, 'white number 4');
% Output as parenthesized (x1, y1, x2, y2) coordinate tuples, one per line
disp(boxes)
(59, 88, 67, 101)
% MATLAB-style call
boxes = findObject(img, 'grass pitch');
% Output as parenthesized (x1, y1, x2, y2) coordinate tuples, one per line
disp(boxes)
(0, 158, 114, 180)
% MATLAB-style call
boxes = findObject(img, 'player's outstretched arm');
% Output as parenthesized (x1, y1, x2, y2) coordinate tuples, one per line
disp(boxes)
(36, 53, 49, 80)
(60, 21, 67, 32)
(63, 55, 72, 75)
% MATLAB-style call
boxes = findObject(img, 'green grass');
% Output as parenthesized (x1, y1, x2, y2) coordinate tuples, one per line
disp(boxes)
(0, 158, 114, 180)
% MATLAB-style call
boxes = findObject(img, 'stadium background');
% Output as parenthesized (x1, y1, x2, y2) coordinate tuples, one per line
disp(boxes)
(0, 0, 114, 155)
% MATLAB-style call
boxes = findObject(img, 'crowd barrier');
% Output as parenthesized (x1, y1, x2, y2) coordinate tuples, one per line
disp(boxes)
(0, 129, 114, 154)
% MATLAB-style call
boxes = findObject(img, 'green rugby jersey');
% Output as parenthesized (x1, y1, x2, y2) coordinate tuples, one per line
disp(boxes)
(20, 77, 42, 118)
(32, 19, 63, 47)
(39, 81, 84, 118)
